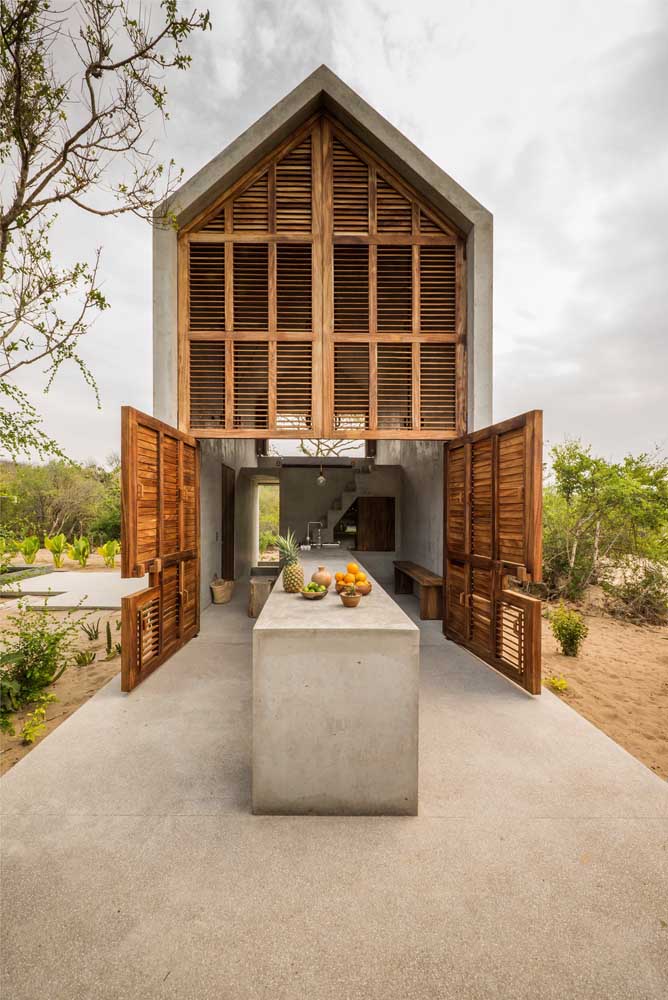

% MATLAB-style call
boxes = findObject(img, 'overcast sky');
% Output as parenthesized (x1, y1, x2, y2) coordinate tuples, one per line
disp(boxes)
(10, 0, 667, 464)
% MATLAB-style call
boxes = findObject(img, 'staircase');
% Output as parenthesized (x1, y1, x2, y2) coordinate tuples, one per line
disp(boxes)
(318, 464, 374, 544)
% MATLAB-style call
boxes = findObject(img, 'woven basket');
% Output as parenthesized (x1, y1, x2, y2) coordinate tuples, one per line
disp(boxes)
(211, 579, 234, 605)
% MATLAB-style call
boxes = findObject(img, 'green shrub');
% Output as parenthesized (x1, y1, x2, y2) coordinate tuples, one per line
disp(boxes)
(97, 539, 120, 568)
(17, 536, 40, 564)
(74, 650, 96, 666)
(0, 535, 17, 574)
(0, 601, 83, 730)
(259, 530, 277, 555)
(44, 533, 68, 568)
(67, 536, 90, 567)
(549, 603, 588, 657)
(603, 563, 668, 625)
(21, 705, 47, 745)
(80, 618, 100, 641)
(548, 675, 569, 692)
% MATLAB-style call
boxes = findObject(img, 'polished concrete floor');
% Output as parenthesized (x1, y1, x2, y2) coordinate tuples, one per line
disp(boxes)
(2, 586, 667, 1000)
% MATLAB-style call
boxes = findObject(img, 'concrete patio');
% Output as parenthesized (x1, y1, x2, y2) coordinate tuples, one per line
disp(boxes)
(1, 587, 667, 1000)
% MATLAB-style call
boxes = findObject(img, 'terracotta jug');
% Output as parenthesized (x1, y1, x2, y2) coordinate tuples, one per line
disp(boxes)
(311, 565, 332, 589)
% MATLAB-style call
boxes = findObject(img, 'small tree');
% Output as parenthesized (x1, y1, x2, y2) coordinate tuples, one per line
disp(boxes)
(0, 0, 211, 459)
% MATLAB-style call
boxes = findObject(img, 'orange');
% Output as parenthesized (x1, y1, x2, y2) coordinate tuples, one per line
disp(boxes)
(343, 573, 355, 584)
(355, 572, 366, 583)
(335, 572, 344, 581)
(347, 562, 359, 575)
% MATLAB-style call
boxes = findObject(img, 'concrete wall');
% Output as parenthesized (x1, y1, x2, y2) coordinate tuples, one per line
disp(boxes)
(376, 441, 443, 575)
(279, 467, 354, 543)
(199, 439, 257, 609)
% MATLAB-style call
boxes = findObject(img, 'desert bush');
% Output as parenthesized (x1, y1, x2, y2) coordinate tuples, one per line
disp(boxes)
(0, 601, 83, 731)
(21, 705, 47, 745)
(74, 650, 96, 667)
(549, 604, 588, 657)
(17, 536, 40, 564)
(602, 562, 668, 625)
(67, 536, 91, 567)
(0, 535, 17, 573)
(44, 533, 68, 568)
(548, 675, 569, 692)
(80, 619, 100, 641)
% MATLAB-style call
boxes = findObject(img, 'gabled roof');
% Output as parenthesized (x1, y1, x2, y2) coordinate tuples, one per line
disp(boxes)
(156, 65, 490, 234)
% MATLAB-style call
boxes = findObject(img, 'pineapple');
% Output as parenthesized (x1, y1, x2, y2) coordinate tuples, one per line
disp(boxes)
(275, 529, 304, 593)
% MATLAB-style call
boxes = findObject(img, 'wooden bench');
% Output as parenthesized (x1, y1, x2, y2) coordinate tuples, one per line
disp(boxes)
(393, 561, 443, 620)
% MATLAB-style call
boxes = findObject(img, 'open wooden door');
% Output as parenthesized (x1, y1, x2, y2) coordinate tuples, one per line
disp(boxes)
(120, 407, 200, 692)
(443, 411, 543, 694)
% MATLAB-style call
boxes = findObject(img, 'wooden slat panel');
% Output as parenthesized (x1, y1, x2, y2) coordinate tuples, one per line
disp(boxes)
(121, 408, 200, 691)
(233, 243, 269, 330)
(377, 342, 412, 430)
(201, 208, 225, 233)
(233, 172, 269, 231)
(189, 341, 225, 428)
(420, 245, 456, 331)
(333, 138, 369, 232)
(420, 343, 456, 430)
(444, 559, 467, 640)
(189, 243, 224, 330)
(471, 437, 493, 559)
(276, 342, 312, 431)
(420, 209, 446, 234)
(333, 343, 369, 430)
(377, 245, 412, 332)
(333, 244, 369, 332)
(277, 243, 312, 330)
(377, 176, 412, 232)
(233, 341, 269, 429)
(443, 412, 543, 694)
(276, 139, 312, 232)
(498, 428, 526, 566)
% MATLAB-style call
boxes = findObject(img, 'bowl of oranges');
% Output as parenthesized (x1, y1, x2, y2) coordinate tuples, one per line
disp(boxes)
(335, 563, 373, 601)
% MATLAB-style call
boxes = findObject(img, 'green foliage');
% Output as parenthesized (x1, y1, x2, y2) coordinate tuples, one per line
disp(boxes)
(602, 562, 668, 625)
(0, 601, 83, 730)
(548, 675, 569, 692)
(543, 441, 668, 600)
(0, 459, 119, 543)
(67, 536, 91, 567)
(549, 604, 588, 657)
(97, 539, 120, 568)
(21, 705, 47, 745)
(74, 650, 96, 667)
(80, 619, 100, 641)
(275, 529, 300, 565)
(259, 530, 277, 555)
(17, 535, 39, 564)
(0, 533, 16, 573)
(44, 533, 67, 568)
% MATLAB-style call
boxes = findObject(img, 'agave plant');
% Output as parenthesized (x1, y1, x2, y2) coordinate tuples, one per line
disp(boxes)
(97, 539, 120, 568)
(67, 536, 91, 568)
(44, 533, 68, 569)
(17, 536, 40, 565)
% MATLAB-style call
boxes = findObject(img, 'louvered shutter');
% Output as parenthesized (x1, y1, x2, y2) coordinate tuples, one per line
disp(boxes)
(121, 408, 200, 692)
(443, 411, 543, 695)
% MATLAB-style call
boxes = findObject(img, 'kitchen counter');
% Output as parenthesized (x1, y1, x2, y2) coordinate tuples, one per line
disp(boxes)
(252, 552, 419, 815)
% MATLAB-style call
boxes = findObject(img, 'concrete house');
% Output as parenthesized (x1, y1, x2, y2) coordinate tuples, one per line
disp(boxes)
(120, 65, 542, 698)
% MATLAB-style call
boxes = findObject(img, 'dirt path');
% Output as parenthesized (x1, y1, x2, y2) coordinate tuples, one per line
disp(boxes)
(542, 609, 668, 780)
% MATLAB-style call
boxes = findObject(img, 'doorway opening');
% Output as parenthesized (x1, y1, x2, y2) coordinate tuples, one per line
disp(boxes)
(258, 482, 279, 565)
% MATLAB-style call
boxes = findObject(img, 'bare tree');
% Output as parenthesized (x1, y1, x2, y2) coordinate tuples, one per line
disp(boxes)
(297, 439, 365, 458)
(0, 0, 210, 458)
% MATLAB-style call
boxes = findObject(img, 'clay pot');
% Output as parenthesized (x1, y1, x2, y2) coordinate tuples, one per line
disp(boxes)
(356, 580, 372, 596)
(340, 592, 361, 608)
(311, 565, 332, 589)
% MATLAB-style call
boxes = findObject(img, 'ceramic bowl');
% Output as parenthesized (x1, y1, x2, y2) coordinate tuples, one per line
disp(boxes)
(301, 589, 327, 600)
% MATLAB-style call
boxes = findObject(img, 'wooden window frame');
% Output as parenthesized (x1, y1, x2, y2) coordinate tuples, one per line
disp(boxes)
(177, 113, 467, 440)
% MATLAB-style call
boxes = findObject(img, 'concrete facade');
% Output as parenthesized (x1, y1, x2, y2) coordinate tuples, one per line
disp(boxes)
(252, 552, 420, 815)
(376, 440, 444, 575)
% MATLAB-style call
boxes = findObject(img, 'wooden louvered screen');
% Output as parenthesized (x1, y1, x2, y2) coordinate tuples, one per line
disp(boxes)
(121, 408, 200, 692)
(180, 114, 467, 439)
(443, 411, 543, 695)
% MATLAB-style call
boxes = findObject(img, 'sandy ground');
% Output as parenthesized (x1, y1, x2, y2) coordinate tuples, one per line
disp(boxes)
(0, 608, 121, 775)
(542, 605, 668, 780)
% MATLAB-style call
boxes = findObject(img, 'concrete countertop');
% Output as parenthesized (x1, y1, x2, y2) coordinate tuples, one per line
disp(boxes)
(254, 551, 418, 633)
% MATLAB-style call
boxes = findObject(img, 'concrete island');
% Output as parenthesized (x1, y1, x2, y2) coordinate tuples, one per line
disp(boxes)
(252, 551, 420, 815)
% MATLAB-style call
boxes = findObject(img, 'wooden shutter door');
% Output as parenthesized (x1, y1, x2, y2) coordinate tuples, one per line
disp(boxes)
(120, 407, 200, 692)
(357, 497, 396, 551)
(443, 411, 543, 694)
